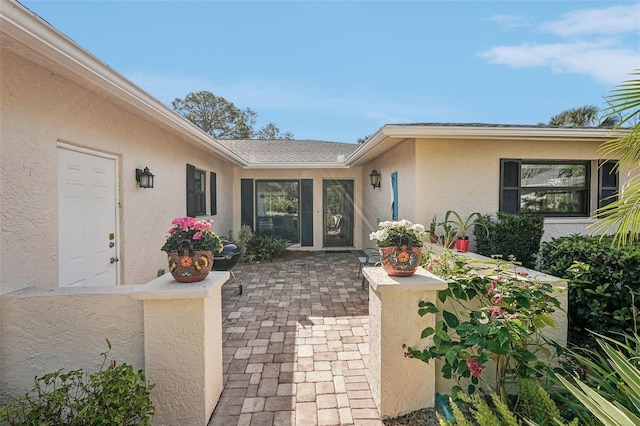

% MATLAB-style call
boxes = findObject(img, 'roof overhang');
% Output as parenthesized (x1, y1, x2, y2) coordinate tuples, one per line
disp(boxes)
(0, 0, 248, 166)
(345, 124, 617, 166)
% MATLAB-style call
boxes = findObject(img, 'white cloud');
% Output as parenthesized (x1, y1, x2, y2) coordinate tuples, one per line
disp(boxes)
(488, 14, 530, 29)
(126, 71, 455, 125)
(539, 4, 640, 37)
(480, 40, 639, 85)
(480, 4, 640, 85)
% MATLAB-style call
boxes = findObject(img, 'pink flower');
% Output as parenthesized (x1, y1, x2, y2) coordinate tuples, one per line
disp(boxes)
(489, 306, 505, 317)
(492, 296, 503, 305)
(518, 271, 529, 277)
(192, 231, 203, 240)
(168, 227, 176, 235)
(487, 280, 497, 296)
(465, 356, 485, 378)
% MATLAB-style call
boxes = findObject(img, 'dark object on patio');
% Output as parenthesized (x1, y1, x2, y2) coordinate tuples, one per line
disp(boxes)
(213, 242, 242, 294)
(358, 248, 381, 288)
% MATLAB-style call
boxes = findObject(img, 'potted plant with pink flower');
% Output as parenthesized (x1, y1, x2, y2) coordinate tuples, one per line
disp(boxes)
(161, 216, 223, 283)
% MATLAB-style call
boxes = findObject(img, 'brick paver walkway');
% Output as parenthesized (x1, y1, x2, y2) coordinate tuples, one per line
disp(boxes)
(208, 252, 382, 426)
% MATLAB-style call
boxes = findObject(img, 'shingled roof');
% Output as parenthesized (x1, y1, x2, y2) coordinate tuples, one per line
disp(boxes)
(221, 139, 358, 165)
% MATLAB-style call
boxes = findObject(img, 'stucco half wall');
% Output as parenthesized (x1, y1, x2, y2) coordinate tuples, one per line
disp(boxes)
(1, 272, 227, 425)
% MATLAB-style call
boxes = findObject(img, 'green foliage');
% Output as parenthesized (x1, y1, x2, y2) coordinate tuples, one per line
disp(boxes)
(172, 90, 294, 139)
(593, 70, 640, 246)
(442, 210, 485, 239)
(228, 225, 256, 263)
(227, 225, 289, 262)
(546, 326, 640, 425)
(474, 213, 544, 269)
(539, 234, 640, 337)
(0, 340, 155, 425)
(438, 379, 577, 426)
(247, 234, 288, 261)
(408, 251, 561, 400)
(548, 104, 619, 128)
(555, 332, 640, 426)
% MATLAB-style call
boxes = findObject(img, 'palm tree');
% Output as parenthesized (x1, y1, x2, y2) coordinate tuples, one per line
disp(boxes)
(590, 70, 640, 246)
(549, 104, 619, 128)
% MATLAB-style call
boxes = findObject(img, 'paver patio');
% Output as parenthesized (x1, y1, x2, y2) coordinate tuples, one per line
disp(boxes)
(208, 251, 382, 426)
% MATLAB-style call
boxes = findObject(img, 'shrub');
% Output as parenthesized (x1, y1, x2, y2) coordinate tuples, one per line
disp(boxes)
(247, 234, 288, 261)
(0, 340, 155, 425)
(474, 212, 544, 269)
(228, 225, 256, 262)
(408, 250, 561, 400)
(539, 234, 640, 337)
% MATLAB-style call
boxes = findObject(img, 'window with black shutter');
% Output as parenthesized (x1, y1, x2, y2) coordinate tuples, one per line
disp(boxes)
(500, 159, 591, 216)
(186, 164, 206, 217)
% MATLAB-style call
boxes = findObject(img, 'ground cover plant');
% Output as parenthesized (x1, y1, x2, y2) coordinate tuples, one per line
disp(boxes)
(228, 224, 289, 262)
(0, 340, 155, 425)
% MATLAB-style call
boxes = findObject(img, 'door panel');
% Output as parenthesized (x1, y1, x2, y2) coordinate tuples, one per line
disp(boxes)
(323, 180, 354, 247)
(58, 148, 117, 287)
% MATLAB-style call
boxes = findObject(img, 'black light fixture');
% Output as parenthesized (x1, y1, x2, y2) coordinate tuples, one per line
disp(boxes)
(369, 169, 381, 189)
(135, 167, 154, 189)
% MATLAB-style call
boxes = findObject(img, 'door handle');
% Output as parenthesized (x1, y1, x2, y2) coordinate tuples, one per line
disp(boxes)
(110, 257, 119, 264)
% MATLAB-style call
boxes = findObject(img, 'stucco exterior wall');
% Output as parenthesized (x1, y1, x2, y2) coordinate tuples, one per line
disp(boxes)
(1, 50, 234, 291)
(414, 137, 626, 246)
(0, 287, 145, 402)
(231, 167, 364, 250)
(360, 139, 417, 247)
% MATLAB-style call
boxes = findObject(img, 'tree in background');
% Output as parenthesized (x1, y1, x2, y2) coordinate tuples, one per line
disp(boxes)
(549, 104, 619, 128)
(357, 134, 372, 144)
(254, 122, 294, 140)
(592, 71, 640, 246)
(172, 91, 294, 140)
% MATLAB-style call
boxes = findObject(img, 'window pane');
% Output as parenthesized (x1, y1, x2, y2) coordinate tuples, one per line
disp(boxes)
(256, 181, 299, 243)
(502, 161, 519, 188)
(194, 170, 205, 192)
(521, 164, 586, 188)
(520, 190, 586, 213)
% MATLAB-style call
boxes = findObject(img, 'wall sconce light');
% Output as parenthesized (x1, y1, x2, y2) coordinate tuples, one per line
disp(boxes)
(135, 167, 154, 189)
(369, 169, 381, 189)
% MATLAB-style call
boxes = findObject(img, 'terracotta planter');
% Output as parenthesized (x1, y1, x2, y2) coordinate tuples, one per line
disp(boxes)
(455, 238, 470, 253)
(167, 249, 214, 283)
(378, 245, 422, 277)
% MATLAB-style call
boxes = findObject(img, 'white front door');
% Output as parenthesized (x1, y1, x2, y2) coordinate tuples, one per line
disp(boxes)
(58, 147, 118, 287)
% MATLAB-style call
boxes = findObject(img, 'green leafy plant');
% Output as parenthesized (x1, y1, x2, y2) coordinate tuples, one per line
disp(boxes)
(555, 333, 640, 426)
(539, 234, 640, 339)
(247, 234, 288, 261)
(228, 224, 256, 263)
(438, 379, 578, 426)
(474, 213, 544, 269)
(442, 211, 485, 240)
(0, 340, 155, 425)
(408, 251, 561, 401)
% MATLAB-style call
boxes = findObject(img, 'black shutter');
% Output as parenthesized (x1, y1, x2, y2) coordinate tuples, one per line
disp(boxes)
(241, 179, 254, 229)
(500, 159, 520, 213)
(300, 179, 313, 246)
(186, 164, 195, 217)
(210, 172, 217, 215)
(598, 160, 619, 209)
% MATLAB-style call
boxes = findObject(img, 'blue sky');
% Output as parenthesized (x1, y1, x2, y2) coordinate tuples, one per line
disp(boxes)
(21, 1, 640, 143)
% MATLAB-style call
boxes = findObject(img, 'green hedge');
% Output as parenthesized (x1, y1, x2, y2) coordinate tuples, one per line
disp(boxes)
(474, 212, 544, 269)
(539, 234, 640, 336)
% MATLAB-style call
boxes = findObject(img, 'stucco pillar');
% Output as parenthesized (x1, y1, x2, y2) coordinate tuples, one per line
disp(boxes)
(363, 266, 447, 419)
(130, 272, 229, 426)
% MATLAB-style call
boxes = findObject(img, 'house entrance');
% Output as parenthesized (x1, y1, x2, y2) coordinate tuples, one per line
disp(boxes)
(323, 180, 354, 247)
(58, 146, 118, 287)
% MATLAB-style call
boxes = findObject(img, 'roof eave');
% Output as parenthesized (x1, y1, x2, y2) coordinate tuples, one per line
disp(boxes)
(0, 0, 248, 167)
(346, 124, 615, 166)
